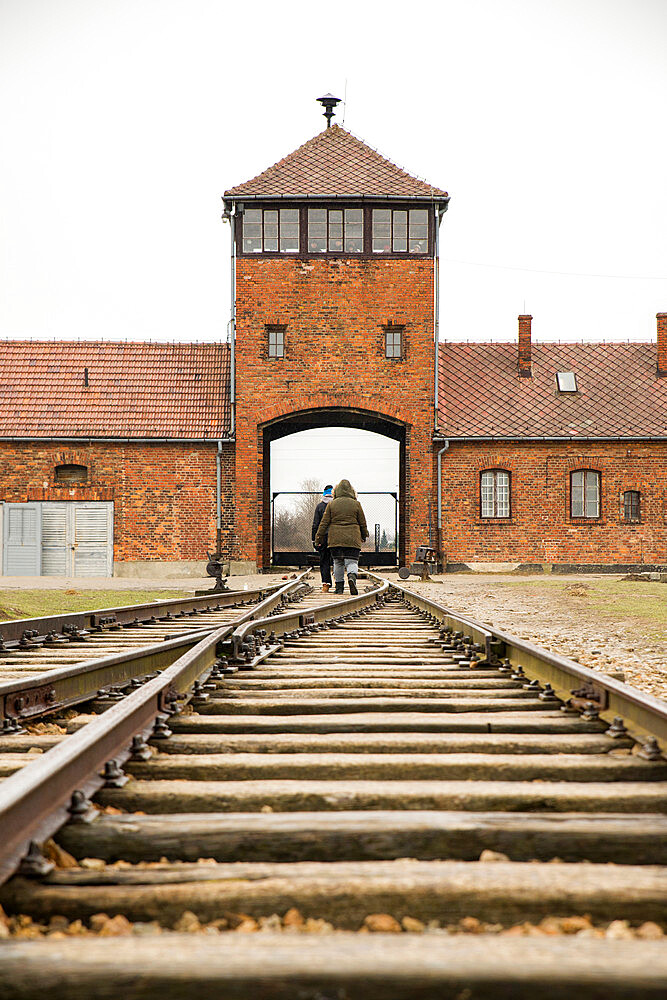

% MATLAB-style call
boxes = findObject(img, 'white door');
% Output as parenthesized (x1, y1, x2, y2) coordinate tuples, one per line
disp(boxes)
(72, 503, 113, 577)
(39, 501, 113, 577)
(41, 503, 69, 575)
(3, 503, 41, 575)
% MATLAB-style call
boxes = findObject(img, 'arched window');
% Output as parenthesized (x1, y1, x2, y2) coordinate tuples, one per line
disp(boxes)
(571, 470, 600, 518)
(623, 490, 641, 522)
(480, 469, 510, 518)
(54, 464, 88, 485)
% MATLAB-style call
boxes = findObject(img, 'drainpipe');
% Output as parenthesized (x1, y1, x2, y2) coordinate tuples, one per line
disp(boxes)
(434, 204, 440, 432)
(229, 206, 237, 437)
(436, 439, 450, 565)
(216, 439, 223, 558)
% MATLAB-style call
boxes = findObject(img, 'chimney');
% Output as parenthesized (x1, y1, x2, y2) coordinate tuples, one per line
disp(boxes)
(658, 313, 667, 377)
(518, 314, 532, 377)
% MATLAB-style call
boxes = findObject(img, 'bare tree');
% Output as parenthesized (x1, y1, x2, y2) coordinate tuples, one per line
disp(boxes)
(273, 478, 323, 551)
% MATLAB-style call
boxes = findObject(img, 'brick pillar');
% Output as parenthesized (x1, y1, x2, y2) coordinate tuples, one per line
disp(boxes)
(657, 313, 667, 377)
(518, 315, 532, 377)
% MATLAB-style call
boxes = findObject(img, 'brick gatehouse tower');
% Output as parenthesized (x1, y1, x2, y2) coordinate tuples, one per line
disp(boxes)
(223, 99, 449, 570)
(1, 99, 666, 577)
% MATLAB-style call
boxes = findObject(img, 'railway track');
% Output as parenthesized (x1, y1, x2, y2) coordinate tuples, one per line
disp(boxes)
(0, 573, 666, 997)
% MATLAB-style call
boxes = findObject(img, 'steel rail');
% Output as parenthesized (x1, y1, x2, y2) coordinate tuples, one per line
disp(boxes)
(228, 577, 390, 658)
(0, 578, 312, 726)
(0, 581, 286, 646)
(382, 575, 667, 747)
(0, 572, 311, 886)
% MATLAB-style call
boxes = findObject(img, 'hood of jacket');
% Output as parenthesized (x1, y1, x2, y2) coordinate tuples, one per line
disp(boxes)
(334, 479, 356, 500)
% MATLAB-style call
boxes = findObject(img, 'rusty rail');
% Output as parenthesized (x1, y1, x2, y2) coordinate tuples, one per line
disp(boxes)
(228, 577, 390, 661)
(0, 573, 311, 883)
(381, 575, 667, 748)
(0, 578, 311, 726)
(0, 581, 287, 648)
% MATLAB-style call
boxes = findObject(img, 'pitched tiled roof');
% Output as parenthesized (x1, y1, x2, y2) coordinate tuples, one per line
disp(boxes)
(224, 125, 448, 201)
(438, 342, 667, 438)
(0, 342, 231, 439)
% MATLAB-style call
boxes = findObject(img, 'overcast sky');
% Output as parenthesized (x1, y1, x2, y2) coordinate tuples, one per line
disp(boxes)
(2, 0, 666, 490)
(1, 0, 665, 348)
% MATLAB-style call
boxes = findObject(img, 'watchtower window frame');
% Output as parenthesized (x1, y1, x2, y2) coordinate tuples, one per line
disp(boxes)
(266, 325, 286, 359)
(384, 324, 404, 359)
(236, 203, 434, 259)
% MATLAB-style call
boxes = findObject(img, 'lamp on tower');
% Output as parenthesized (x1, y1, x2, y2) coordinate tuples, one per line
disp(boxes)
(316, 93, 342, 128)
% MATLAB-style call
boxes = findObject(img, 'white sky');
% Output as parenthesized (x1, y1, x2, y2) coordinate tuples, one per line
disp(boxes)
(1, 0, 666, 348)
(271, 428, 399, 495)
(2, 0, 666, 489)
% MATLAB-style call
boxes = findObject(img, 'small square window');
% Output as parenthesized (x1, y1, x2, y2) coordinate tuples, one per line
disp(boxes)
(385, 327, 403, 358)
(623, 490, 640, 522)
(556, 372, 578, 392)
(267, 326, 285, 358)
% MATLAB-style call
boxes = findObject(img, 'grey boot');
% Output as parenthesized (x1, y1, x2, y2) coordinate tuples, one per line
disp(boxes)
(335, 581, 344, 594)
(348, 573, 358, 595)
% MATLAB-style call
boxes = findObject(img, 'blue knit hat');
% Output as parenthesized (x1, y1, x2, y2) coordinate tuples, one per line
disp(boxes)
(323, 485, 333, 497)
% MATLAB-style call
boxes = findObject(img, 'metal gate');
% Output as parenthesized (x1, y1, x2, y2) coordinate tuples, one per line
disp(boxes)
(271, 492, 398, 567)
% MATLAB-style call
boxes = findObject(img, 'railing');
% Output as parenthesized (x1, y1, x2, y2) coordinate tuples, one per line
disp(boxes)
(272, 491, 398, 567)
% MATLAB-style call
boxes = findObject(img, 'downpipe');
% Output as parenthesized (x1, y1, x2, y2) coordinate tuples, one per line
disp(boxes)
(436, 439, 450, 566)
(216, 439, 223, 558)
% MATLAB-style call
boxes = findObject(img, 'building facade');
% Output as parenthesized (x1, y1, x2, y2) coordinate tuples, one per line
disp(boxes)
(0, 119, 665, 576)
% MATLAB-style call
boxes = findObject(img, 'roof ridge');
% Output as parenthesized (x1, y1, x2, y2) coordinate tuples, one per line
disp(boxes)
(224, 123, 448, 200)
(331, 125, 444, 196)
(0, 340, 231, 348)
(439, 340, 655, 347)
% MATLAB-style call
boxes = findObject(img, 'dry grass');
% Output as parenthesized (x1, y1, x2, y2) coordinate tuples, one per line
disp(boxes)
(500, 577, 667, 641)
(0, 590, 191, 623)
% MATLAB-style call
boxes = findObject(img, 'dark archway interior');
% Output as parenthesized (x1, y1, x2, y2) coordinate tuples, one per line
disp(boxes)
(264, 407, 405, 443)
(262, 408, 407, 568)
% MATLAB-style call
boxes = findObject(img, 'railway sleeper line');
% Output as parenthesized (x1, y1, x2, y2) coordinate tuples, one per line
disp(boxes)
(0, 575, 666, 996)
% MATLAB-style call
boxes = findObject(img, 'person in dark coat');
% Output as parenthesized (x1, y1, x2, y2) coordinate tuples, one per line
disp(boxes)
(311, 485, 333, 591)
(315, 479, 368, 594)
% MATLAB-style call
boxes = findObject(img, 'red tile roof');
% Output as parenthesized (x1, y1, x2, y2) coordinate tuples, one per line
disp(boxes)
(438, 342, 667, 438)
(0, 341, 231, 439)
(224, 125, 449, 201)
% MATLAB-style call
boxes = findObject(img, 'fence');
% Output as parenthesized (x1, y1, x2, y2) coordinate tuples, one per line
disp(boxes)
(271, 491, 398, 566)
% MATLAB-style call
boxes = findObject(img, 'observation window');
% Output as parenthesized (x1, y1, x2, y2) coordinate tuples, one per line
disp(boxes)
(308, 208, 363, 253)
(243, 208, 300, 254)
(372, 208, 429, 254)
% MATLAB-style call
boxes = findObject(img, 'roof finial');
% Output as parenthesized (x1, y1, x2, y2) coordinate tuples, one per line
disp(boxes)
(317, 93, 342, 128)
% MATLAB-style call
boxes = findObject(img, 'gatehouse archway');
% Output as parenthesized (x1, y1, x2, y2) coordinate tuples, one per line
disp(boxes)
(261, 407, 407, 569)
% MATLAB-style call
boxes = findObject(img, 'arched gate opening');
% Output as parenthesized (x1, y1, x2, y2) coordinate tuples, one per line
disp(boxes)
(262, 408, 406, 569)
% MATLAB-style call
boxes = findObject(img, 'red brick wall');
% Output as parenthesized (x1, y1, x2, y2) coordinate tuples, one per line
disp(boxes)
(438, 440, 667, 566)
(0, 442, 235, 564)
(234, 256, 436, 567)
(658, 313, 667, 377)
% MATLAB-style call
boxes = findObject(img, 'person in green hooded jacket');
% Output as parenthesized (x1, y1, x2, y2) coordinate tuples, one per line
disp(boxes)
(315, 479, 368, 594)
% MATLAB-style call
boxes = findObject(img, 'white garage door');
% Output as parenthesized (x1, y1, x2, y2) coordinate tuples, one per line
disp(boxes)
(2, 502, 113, 577)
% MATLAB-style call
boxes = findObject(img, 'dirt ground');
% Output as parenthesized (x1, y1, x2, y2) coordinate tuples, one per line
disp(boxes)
(403, 573, 667, 701)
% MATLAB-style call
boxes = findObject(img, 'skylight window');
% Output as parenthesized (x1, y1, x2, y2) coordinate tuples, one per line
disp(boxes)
(556, 372, 578, 393)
